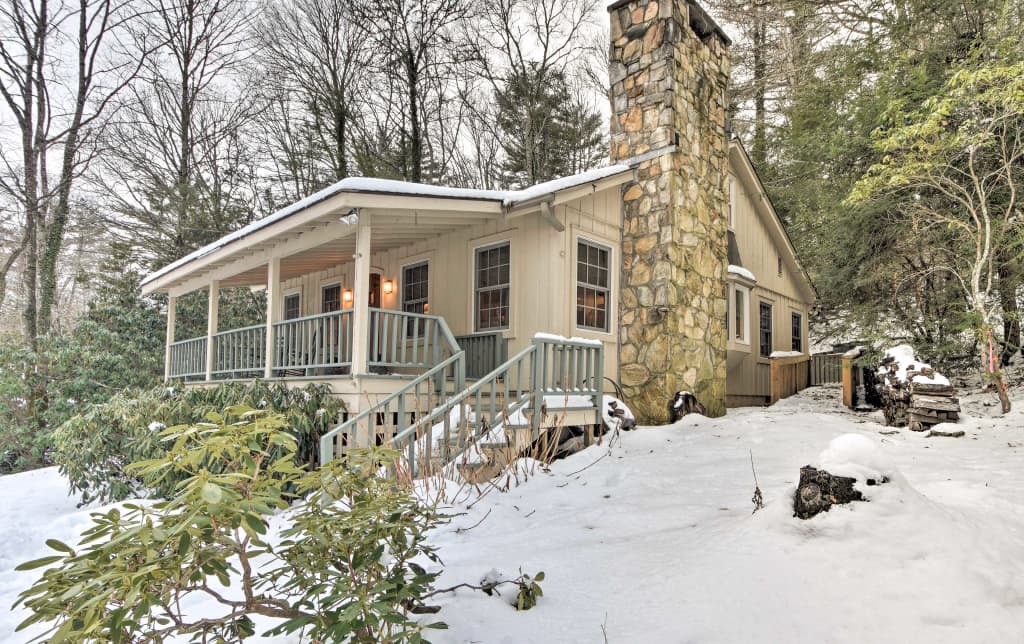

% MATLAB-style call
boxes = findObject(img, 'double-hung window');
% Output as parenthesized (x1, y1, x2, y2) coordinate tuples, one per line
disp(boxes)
(402, 262, 429, 316)
(321, 284, 341, 313)
(759, 302, 773, 357)
(576, 240, 610, 332)
(475, 243, 510, 331)
(284, 293, 301, 320)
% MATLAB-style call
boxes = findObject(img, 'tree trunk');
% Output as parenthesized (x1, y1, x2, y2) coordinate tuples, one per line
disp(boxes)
(983, 325, 1012, 414)
(998, 262, 1020, 365)
(405, 51, 421, 183)
(751, 5, 767, 167)
(38, 0, 90, 335)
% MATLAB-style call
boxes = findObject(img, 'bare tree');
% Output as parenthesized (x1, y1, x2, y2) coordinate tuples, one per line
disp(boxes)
(257, 0, 370, 199)
(352, 0, 472, 184)
(95, 0, 263, 266)
(0, 0, 147, 344)
(467, 0, 602, 187)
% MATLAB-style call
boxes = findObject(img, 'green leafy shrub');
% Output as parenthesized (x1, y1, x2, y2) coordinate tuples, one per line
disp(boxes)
(16, 409, 446, 643)
(515, 571, 545, 611)
(53, 381, 345, 504)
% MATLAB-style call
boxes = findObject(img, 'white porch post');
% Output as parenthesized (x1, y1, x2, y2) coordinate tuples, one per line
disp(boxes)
(350, 210, 372, 376)
(205, 280, 220, 381)
(264, 257, 281, 379)
(164, 294, 176, 382)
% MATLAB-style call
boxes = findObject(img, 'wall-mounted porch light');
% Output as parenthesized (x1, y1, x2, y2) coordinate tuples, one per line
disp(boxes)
(383, 279, 394, 295)
(342, 289, 353, 304)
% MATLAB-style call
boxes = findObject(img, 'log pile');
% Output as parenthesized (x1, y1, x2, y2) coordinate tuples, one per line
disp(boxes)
(879, 360, 960, 432)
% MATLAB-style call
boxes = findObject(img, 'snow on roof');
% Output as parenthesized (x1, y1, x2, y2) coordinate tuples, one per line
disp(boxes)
(728, 264, 756, 282)
(142, 165, 632, 287)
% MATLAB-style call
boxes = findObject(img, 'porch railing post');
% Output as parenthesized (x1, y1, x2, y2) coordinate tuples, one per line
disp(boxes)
(350, 210, 372, 378)
(205, 280, 219, 381)
(164, 294, 176, 382)
(530, 339, 543, 436)
(264, 257, 281, 379)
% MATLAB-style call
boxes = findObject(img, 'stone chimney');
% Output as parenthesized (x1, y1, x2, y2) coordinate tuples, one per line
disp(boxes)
(608, 0, 730, 421)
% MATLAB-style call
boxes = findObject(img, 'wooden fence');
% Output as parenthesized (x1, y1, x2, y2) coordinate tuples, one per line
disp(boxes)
(769, 354, 810, 404)
(809, 353, 843, 385)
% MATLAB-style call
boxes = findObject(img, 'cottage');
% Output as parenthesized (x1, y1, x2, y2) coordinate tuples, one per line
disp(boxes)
(142, 0, 814, 470)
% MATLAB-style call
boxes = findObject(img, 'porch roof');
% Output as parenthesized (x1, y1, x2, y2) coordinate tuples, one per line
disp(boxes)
(141, 165, 633, 296)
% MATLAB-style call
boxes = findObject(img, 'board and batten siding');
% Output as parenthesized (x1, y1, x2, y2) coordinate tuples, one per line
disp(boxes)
(726, 155, 813, 406)
(275, 187, 622, 386)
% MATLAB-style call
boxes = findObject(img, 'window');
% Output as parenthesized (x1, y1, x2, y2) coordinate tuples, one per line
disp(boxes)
(791, 312, 803, 353)
(402, 262, 429, 315)
(284, 293, 301, 320)
(732, 285, 749, 344)
(322, 284, 341, 313)
(475, 242, 510, 331)
(759, 302, 773, 357)
(576, 240, 610, 332)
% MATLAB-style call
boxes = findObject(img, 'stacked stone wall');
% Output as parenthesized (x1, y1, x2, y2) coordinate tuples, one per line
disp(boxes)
(609, 0, 730, 421)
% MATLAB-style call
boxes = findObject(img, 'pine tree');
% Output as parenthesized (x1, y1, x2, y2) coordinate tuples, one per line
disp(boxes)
(495, 66, 605, 188)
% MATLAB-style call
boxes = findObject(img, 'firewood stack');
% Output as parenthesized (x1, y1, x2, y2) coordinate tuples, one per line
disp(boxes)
(878, 357, 960, 431)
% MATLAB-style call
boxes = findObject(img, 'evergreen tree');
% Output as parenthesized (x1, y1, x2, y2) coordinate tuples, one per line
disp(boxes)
(495, 66, 605, 188)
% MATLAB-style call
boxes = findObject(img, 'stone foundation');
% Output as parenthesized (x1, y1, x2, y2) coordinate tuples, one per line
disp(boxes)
(609, 0, 730, 421)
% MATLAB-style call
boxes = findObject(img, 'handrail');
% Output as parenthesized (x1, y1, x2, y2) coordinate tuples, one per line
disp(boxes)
(390, 343, 537, 476)
(319, 353, 466, 464)
(271, 308, 354, 326)
(320, 335, 604, 480)
(213, 323, 265, 336)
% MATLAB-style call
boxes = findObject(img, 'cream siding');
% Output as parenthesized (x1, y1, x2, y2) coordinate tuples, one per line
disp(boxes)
(275, 188, 622, 385)
(725, 159, 813, 406)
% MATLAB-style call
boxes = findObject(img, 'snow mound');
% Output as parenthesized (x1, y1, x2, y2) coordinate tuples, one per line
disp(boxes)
(816, 433, 895, 484)
(881, 344, 951, 386)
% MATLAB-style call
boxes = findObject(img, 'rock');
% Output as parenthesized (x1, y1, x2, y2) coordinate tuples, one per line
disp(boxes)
(793, 466, 865, 520)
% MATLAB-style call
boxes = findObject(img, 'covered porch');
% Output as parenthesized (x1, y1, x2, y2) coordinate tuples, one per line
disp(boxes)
(146, 183, 513, 395)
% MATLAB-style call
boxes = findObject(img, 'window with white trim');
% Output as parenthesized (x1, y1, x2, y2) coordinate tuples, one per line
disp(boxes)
(402, 262, 429, 316)
(474, 242, 510, 331)
(733, 284, 749, 344)
(321, 284, 341, 313)
(576, 240, 610, 332)
(284, 293, 301, 320)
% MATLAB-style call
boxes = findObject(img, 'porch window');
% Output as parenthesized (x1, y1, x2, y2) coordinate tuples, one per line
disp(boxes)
(791, 312, 803, 352)
(475, 242, 510, 331)
(759, 301, 773, 357)
(322, 284, 341, 313)
(576, 240, 609, 332)
(284, 293, 301, 320)
(402, 262, 429, 316)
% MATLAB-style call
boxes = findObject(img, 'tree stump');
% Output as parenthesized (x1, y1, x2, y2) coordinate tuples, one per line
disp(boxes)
(793, 466, 865, 519)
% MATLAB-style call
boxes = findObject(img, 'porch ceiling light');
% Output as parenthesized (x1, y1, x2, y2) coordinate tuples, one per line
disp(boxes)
(342, 289, 353, 304)
(383, 279, 394, 295)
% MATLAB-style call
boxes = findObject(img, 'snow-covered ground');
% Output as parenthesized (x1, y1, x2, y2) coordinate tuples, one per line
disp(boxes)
(3, 384, 1024, 642)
